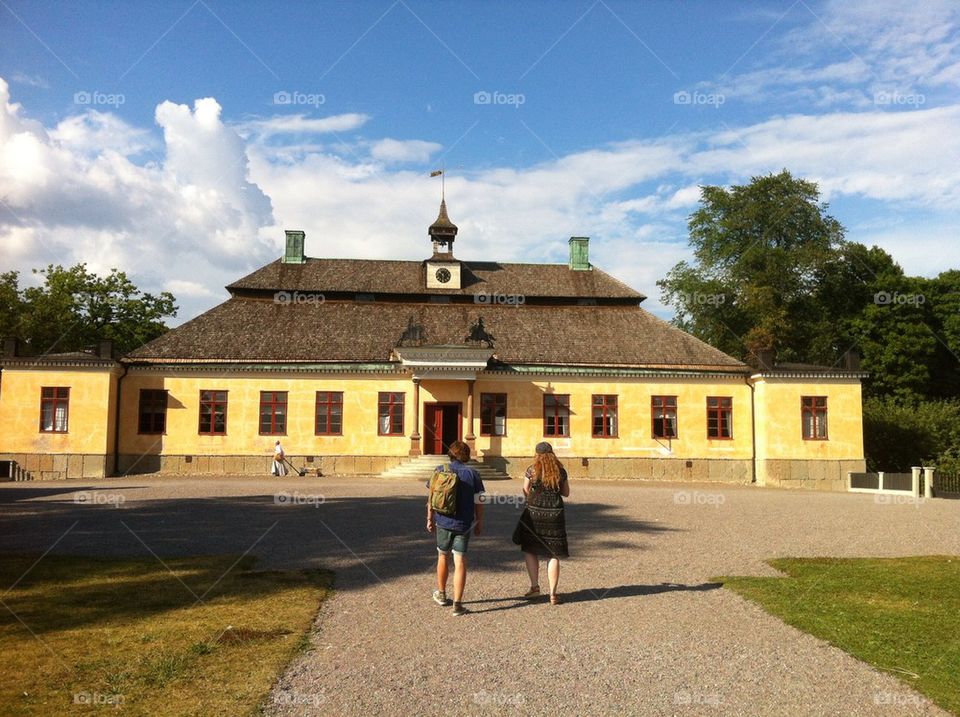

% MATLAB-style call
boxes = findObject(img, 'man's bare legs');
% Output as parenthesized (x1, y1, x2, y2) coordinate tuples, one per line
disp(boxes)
(452, 552, 467, 603)
(437, 551, 449, 593)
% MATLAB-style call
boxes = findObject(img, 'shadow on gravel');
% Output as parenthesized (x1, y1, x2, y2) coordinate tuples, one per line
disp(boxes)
(559, 581, 723, 603)
(462, 596, 542, 614)
(0, 487, 676, 600)
(0, 485, 147, 502)
(463, 582, 721, 613)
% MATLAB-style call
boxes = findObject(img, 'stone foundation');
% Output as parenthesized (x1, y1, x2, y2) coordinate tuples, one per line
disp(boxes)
(0, 453, 108, 481)
(757, 459, 867, 491)
(486, 456, 754, 483)
(115, 454, 407, 477)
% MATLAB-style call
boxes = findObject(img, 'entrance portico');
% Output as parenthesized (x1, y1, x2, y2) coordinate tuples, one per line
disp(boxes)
(394, 346, 494, 457)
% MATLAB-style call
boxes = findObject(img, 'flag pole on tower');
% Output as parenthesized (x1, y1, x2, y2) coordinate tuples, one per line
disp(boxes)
(430, 169, 444, 200)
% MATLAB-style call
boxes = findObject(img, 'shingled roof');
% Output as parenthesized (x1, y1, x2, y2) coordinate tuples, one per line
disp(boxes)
(126, 298, 746, 372)
(2, 351, 118, 368)
(227, 258, 645, 301)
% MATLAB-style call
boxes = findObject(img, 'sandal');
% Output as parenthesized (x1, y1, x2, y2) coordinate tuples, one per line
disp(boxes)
(550, 594, 562, 605)
(522, 586, 541, 599)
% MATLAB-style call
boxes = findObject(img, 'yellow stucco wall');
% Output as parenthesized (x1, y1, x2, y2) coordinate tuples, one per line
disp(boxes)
(0, 367, 117, 455)
(752, 377, 864, 461)
(467, 376, 755, 461)
(116, 371, 757, 460)
(118, 371, 415, 458)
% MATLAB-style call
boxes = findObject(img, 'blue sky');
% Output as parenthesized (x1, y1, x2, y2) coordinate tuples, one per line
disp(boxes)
(1, 0, 959, 324)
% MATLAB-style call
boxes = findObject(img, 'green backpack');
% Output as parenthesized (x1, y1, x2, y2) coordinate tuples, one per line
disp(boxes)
(429, 464, 459, 516)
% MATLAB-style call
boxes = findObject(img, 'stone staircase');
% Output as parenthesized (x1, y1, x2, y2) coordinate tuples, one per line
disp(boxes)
(379, 455, 513, 482)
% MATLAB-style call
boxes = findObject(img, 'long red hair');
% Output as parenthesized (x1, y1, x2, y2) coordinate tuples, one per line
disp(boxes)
(533, 452, 565, 490)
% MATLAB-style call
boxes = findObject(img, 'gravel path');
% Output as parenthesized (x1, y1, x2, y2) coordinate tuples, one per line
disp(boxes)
(1, 476, 957, 716)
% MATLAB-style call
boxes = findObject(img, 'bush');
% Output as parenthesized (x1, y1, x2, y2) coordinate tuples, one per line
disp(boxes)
(863, 397, 960, 472)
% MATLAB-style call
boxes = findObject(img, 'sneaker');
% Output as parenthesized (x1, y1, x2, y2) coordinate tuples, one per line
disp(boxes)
(432, 590, 450, 606)
(452, 602, 469, 616)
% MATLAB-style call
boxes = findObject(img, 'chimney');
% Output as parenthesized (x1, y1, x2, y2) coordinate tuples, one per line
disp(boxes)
(568, 237, 590, 271)
(842, 349, 861, 371)
(98, 339, 114, 359)
(756, 349, 776, 371)
(282, 230, 306, 264)
(2, 337, 19, 358)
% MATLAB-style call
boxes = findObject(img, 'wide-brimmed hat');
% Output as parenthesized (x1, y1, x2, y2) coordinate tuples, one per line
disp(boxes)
(535, 441, 553, 454)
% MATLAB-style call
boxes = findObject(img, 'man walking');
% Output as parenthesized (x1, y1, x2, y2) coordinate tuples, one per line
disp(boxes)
(426, 440, 484, 616)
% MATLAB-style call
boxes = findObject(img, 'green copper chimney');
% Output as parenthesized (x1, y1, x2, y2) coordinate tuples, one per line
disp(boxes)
(283, 230, 306, 264)
(568, 236, 590, 271)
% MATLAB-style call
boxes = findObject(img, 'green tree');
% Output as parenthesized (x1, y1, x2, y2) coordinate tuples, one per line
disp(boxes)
(0, 271, 23, 340)
(658, 170, 845, 360)
(2, 264, 177, 356)
(847, 276, 938, 401)
(923, 270, 960, 399)
(806, 242, 903, 364)
(658, 171, 960, 403)
(863, 397, 960, 472)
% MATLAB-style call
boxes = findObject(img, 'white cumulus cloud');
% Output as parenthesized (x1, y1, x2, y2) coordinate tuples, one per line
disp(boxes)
(0, 79, 275, 322)
(368, 138, 442, 164)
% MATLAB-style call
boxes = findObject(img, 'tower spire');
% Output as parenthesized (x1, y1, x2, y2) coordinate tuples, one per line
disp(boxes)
(428, 171, 457, 255)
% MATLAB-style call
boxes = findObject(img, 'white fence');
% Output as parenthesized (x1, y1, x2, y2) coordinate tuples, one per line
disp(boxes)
(848, 466, 936, 498)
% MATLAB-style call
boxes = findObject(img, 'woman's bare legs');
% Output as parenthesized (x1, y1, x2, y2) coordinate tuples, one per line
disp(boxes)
(547, 558, 561, 597)
(524, 551, 540, 590)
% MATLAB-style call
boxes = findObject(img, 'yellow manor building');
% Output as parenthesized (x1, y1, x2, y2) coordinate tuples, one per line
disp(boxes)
(0, 202, 866, 489)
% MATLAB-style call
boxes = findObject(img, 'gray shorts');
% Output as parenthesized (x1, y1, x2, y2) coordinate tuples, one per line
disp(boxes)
(436, 526, 471, 555)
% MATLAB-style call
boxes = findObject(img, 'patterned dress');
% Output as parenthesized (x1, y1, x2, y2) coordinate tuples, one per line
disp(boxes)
(512, 466, 569, 558)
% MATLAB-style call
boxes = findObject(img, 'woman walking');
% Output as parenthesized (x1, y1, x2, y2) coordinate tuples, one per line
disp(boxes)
(512, 441, 570, 604)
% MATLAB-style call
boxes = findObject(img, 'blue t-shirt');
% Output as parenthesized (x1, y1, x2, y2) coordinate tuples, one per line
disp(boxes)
(427, 460, 485, 533)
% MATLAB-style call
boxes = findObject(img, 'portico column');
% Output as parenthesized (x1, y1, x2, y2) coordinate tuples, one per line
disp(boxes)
(465, 379, 476, 453)
(409, 378, 422, 456)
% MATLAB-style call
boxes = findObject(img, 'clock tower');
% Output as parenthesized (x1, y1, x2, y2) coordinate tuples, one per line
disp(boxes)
(425, 199, 462, 289)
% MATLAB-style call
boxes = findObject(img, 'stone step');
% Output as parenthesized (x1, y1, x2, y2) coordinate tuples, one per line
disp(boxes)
(380, 458, 513, 481)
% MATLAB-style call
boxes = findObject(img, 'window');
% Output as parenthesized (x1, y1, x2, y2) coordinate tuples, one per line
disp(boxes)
(592, 395, 618, 438)
(40, 387, 69, 432)
(706, 396, 733, 439)
(378, 392, 405, 435)
(802, 396, 828, 440)
(652, 396, 678, 439)
(480, 393, 507, 436)
(138, 389, 168, 434)
(316, 391, 343, 435)
(198, 390, 228, 435)
(543, 394, 570, 437)
(259, 391, 288, 435)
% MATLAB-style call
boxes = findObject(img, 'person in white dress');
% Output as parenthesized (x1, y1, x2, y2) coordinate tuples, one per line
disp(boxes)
(272, 440, 288, 476)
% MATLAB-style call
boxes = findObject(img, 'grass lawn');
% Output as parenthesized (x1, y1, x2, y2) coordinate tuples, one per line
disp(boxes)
(0, 554, 331, 716)
(720, 556, 960, 716)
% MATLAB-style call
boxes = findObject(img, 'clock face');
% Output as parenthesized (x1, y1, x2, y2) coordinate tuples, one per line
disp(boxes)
(435, 268, 452, 283)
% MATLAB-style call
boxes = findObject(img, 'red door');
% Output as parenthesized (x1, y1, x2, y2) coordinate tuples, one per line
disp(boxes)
(423, 403, 462, 455)
(424, 404, 444, 455)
